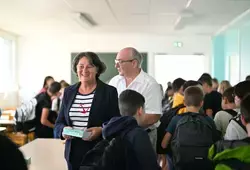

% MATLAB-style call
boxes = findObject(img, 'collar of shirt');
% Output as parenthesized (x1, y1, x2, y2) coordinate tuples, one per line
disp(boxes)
(118, 69, 145, 87)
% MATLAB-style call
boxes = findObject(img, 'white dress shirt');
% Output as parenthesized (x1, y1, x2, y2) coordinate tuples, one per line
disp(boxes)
(109, 70, 162, 128)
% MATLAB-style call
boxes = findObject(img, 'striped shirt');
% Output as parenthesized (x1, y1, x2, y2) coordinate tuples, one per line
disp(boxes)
(69, 91, 95, 129)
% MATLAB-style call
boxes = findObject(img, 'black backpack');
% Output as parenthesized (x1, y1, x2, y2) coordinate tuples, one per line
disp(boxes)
(80, 136, 125, 170)
(217, 159, 250, 170)
(80, 131, 139, 170)
(171, 113, 215, 170)
(213, 139, 250, 170)
(157, 104, 185, 154)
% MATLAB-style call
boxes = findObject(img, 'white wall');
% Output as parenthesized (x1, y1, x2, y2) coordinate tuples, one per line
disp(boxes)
(17, 33, 212, 102)
(0, 29, 18, 108)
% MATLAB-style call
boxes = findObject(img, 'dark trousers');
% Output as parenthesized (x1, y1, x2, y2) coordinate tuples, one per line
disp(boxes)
(67, 139, 96, 170)
(67, 161, 81, 170)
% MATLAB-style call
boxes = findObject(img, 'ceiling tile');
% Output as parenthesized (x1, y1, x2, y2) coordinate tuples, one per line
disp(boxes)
(118, 14, 149, 25)
(109, 0, 150, 15)
(150, 0, 188, 15)
(150, 15, 178, 26)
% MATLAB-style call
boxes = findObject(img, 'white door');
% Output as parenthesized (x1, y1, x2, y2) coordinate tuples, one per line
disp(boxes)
(154, 54, 207, 91)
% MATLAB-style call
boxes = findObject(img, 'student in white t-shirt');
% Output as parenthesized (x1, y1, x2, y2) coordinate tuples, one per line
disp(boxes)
(224, 81, 250, 140)
(109, 47, 162, 151)
(214, 87, 238, 137)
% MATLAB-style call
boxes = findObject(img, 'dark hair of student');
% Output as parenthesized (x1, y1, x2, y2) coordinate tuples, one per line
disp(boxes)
(240, 94, 250, 123)
(60, 80, 70, 88)
(42, 76, 54, 88)
(198, 76, 213, 87)
(199, 73, 212, 80)
(119, 89, 145, 116)
(212, 78, 219, 84)
(222, 87, 235, 103)
(183, 80, 201, 92)
(234, 81, 250, 100)
(184, 86, 204, 107)
(48, 82, 61, 95)
(72, 52, 106, 79)
(246, 75, 250, 81)
(164, 85, 173, 99)
(172, 78, 186, 92)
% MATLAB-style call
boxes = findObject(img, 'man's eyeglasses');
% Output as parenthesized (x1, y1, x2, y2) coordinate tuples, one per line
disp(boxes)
(115, 59, 135, 65)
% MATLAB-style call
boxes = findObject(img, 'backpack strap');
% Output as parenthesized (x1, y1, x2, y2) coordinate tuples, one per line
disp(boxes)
(176, 112, 213, 130)
(175, 104, 185, 110)
(224, 109, 238, 117)
(180, 112, 208, 118)
(230, 114, 247, 133)
(218, 159, 250, 170)
(214, 138, 250, 156)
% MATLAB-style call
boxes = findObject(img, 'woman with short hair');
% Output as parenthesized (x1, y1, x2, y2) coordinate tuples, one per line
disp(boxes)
(55, 52, 120, 170)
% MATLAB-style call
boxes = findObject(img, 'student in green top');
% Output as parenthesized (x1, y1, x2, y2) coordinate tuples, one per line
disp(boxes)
(209, 94, 250, 170)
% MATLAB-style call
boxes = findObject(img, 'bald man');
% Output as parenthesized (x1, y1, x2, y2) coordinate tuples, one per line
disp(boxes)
(109, 47, 162, 151)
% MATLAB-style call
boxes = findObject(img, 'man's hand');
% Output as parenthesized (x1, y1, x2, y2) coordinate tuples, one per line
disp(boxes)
(140, 114, 161, 128)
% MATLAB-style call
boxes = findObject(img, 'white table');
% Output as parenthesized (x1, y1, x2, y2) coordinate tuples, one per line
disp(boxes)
(0, 119, 15, 125)
(0, 127, 6, 132)
(20, 139, 67, 170)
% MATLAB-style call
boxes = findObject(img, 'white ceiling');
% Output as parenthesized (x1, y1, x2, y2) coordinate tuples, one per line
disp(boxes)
(0, 0, 250, 36)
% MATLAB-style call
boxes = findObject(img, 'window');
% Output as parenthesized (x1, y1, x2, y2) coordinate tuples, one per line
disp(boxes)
(228, 55, 240, 86)
(154, 54, 207, 91)
(0, 35, 16, 92)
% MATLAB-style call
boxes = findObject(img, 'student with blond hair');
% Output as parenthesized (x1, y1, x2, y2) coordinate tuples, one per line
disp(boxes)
(218, 80, 231, 94)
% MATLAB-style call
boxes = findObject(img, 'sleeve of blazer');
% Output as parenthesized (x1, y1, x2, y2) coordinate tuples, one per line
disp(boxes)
(55, 89, 68, 140)
(108, 87, 120, 119)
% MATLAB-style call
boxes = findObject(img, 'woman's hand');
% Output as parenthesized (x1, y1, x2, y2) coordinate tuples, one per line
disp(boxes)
(62, 126, 73, 140)
(83, 127, 102, 141)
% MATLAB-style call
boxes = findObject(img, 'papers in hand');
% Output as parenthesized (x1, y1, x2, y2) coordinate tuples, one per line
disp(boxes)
(63, 127, 91, 139)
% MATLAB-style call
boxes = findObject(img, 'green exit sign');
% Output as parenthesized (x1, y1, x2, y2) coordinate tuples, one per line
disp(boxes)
(174, 42, 183, 48)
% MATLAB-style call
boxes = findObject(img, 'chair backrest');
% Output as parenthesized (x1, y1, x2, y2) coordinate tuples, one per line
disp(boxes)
(7, 133, 28, 146)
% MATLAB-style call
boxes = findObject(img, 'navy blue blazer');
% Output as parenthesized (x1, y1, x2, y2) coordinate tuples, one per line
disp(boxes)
(55, 79, 120, 162)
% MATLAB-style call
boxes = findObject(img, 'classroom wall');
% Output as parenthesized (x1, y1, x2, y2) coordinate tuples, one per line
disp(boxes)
(240, 23, 250, 80)
(15, 33, 212, 103)
(0, 29, 18, 108)
(212, 35, 225, 81)
(212, 13, 250, 82)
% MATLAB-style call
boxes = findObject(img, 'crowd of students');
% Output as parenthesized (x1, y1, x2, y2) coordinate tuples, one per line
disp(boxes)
(1, 47, 250, 170)
(160, 75, 250, 170)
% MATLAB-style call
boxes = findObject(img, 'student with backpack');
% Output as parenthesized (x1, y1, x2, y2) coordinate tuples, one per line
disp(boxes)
(80, 89, 161, 170)
(35, 81, 61, 138)
(224, 81, 250, 140)
(15, 82, 61, 137)
(214, 87, 238, 137)
(209, 94, 250, 170)
(157, 81, 202, 167)
(161, 86, 219, 170)
(171, 78, 186, 114)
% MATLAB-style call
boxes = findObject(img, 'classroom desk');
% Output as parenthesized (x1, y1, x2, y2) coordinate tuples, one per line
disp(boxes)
(0, 119, 15, 132)
(20, 139, 67, 170)
(0, 127, 6, 133)
(0, 127, 6, 131)
(0, 119, 15, 125)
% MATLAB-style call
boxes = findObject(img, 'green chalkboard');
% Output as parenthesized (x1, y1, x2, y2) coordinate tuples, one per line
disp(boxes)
(71, 52, 147, 84)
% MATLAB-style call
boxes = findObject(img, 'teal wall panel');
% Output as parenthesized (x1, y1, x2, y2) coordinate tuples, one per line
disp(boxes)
(212, 35, 225, 81)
